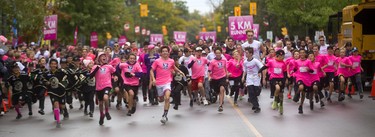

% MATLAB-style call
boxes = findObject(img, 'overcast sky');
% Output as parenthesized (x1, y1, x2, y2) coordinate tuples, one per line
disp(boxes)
(185, 0, 212, 14)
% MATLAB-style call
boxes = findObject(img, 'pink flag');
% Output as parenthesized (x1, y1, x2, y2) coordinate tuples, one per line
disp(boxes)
(44, 15, 58, 40)
(199, 31, 217, 43)
(150, 34, 163, 45)
(73, 26, 78, 45)
(228, 16, 254, 41)
(118, 36, 127, 46)
(253, 24, 259, 39)
(90, 32, 98, 48)
(174, 31, 187, 44)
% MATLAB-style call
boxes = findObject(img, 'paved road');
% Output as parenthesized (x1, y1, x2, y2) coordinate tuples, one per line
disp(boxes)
(1, 89, 374, 137)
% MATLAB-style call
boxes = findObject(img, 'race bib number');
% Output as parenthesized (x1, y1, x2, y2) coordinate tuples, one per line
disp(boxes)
(274, 68, 282, 74)
(353, 62, 359, 68)
(299, 67, 308, 72)
(312, 69, 317, 74)
(328, 61, 334, 66)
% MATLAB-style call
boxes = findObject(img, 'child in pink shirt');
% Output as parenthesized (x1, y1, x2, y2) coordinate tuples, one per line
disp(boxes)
(308, 52, 325, 109)
(265, 50, 286, 115)
(119, 53, 143, 116)
(150, 46, 185, 124)
(188, 47, 209, 106)
(208, 48, 228, 112)
(321, 46, 337, 102)
(286, 50, 300, 99)
(227, 50, 243, 105)
(292, 49, 315, 114)
(91, 52, 115, 125)
(336, 49, 352, 102)
(348, 48, 364, 99)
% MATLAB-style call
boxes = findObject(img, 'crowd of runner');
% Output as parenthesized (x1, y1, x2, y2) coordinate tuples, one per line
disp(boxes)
(0, 29, 364, 127)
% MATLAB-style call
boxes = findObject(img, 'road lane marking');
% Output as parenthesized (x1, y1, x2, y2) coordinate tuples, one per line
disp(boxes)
(227, 97, 263, 137)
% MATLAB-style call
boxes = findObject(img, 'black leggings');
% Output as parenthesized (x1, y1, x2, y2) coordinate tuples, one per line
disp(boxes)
(172, 82, 184, 105)
(229, 76, 242, 102)
(83, 90, 95, 113)
(34, 87, 46, 110)
(141, 73, 149, 99)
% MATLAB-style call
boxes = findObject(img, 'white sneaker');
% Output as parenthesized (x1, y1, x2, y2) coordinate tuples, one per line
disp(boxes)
(56, 122, 62, 128)
(0, 111, 4, 116)
(203, 99, 208, 106)
(160, 115, 168, 124)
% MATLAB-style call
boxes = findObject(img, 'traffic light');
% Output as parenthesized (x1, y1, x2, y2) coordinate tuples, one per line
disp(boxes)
(202, 27, 206, 32)
(250, 2, 257, 15)
(140, 4, 148, 17)
(106, 32, 112, 39)
(234, 6, 241, 16)
(217, 26, 221, 33)
(281, 27, 288, 36)
(162, 25, 167, 35)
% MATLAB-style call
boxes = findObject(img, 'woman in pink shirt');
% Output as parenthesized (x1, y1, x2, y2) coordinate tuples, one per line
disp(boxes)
(336, 49, 352, 102)
(150, 46, 185, 124)
(286, 50, 299, 99)
(308, 52, 325, 110)
(265, 50, 286, 115)
(227, 50, 243, 106)
(119, 53, 143, 116)
(208, 48, 228, 112)
(292, 49, 315, 114)
(348, 48, 364, 99)
(91, 52, 116, 125)
(321, 46, 337, 103)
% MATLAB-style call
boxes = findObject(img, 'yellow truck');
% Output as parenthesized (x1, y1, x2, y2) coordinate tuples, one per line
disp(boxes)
(328, 0, 375, 90)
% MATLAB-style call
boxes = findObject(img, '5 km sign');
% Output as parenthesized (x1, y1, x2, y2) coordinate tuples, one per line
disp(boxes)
(228, 16, 254, 41)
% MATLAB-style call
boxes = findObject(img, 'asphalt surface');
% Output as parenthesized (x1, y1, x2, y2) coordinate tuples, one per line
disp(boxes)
(1, 89, 374, 137)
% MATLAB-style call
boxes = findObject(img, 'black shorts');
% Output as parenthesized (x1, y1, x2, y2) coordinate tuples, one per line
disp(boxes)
(270, 78, 286, 93)
(297, 80, 310, 92)
(323, 72, 335, 87)
(50, 94, 66, 104)
(97, 87, 111, 101)
(210, 77, 227, 94)
(123, 84, 139, 93)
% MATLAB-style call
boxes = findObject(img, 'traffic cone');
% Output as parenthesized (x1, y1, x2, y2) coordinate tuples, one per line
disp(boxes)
(7, 91, 12, 108)
(350, 86, 356, 95)
(2, 99, 7, 112)
(369, 73, 375, 99)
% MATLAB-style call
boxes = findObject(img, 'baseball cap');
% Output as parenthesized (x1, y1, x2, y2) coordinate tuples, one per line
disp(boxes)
(148, 44, 155, 49)
(276, 50, 285, 56)
(196, 47, 203, 51)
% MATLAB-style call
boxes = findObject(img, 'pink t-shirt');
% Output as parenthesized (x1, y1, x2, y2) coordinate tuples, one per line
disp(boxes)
(92, 64, 116, 91)
(324, 55, 336, 73)
(286, 58, 296, 77)
(208, 58, 227, 80)
(189, 56, 208, 79)
(293, 59, 315, 86)
(266, 59, 286, 80)
(227, 59, 243, 78)
(314, 55, 326, 78)
(309, 61, 322, 82)
(151, 58, 175, 86)
(138, 53, 147, 73)
(349, 55, 361, 75)
(336, 57, 352, 77)
(119, 62, 142, 86)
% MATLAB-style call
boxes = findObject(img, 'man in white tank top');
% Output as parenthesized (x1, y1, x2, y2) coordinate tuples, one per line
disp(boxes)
(241, 29, 266, 61)
(318, 35, 329, 55)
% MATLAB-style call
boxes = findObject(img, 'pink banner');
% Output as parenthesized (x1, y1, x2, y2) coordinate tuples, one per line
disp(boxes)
(150, 34, 163, 45)
(90, 32, 98, 48)
(118, 35, 127, 46)
(174, 31, 187, 44)
(253, 24, 259, 39)
(44, 15, 58, 40)
(228, 16, 254, 41)
(199, 31, 217, 43)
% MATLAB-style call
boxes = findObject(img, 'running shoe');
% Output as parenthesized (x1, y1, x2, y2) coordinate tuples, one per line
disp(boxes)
(143, 97, 147, 102)
(360, 93, 364, 99)
(84, 110, 88, 115)
(347, 93, 352, 99)
(298, 106, 303, 114)
(160, 115, 168, 124)
(293, 93, 300, 102)
(233, 101, 238, 106)
(29, 111, 33, 116)
(271, 101, 278, 110)
(203, 99, 209, 106)
(126, 111, 132, 116)
(320, 101, 325, 108)
(16, 114, 22, 119)
(105, 113, 111, 120)
(0, 111, 4, 116)
(218, 106, 223, 112)
(287, 93, 292, 99)
(310, 101, 314, 110)
(173, 105, 178, 110)
(63, 112, 69, 119)
(190, 100, 193, 107)
(56, 122, 62, 128)
(89, 112, 93, 117)
(254, 107, 261, 113)
(99, 116, 104, 125)
(338, 93, 345, 102)
(130, 107, 136, 114)
(38, 110, 45, 115)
